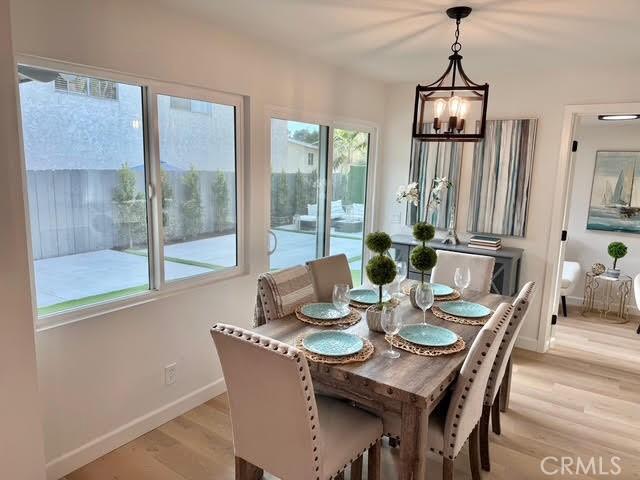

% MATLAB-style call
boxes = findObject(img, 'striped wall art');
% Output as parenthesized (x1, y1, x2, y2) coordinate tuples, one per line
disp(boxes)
(467, 119, 538, 237)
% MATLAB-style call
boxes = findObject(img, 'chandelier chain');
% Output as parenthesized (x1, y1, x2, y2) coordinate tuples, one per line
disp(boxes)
(451, 18, 462, 53)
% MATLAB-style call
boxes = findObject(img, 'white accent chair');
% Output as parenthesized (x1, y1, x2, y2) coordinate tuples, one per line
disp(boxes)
(307, 254, 353, 302)
(211, 324, 383, 480)
(560, 261, 581, 317)
(431, 251, 495, 293)
(635, 274, 640, 334)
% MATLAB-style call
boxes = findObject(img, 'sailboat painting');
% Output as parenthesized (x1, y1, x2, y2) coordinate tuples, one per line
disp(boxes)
(587, 151, 640, 233)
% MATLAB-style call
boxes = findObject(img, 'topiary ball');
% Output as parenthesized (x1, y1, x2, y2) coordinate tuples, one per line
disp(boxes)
(607, 241, 628, 259)
(366, 255, 397, 286)
(366, 231, 392, 254)
(413, 222, 435, 242)
(411, 245, 437, 272)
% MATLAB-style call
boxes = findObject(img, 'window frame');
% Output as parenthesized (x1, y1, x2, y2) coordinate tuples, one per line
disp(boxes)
(16, 58, 247, 330)
(265, 107, 379, 272)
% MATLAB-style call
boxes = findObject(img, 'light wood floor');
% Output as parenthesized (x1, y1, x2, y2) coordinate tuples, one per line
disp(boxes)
(63, 311, 640, 480)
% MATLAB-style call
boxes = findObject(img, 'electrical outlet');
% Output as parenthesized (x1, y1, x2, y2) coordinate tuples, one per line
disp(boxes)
(164, 363, 177, 385)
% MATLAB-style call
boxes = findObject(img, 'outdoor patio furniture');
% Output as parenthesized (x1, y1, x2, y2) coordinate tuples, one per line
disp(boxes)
(334, 219, 363, 233)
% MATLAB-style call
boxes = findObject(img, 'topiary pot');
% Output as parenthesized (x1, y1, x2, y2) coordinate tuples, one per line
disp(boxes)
(604, 268, 621, 279)
(365, 305, 393, 333)
(409, 284, 420, 309)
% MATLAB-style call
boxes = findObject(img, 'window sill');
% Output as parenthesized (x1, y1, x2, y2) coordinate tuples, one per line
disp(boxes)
(35, 266, 247, 332)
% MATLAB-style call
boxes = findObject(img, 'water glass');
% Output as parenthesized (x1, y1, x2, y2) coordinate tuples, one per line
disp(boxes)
(381, 305, 402, 358)
(414, 282, 434, 325)
(393, 261, 408, 298)
(332, 283, 351, 315)
(454, 266, 471, 296)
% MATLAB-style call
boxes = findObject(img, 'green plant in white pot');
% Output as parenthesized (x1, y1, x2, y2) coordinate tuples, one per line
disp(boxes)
(409, 222, 438, 308)
(364, 232, 397, 332)
(605, 241, 628, 279)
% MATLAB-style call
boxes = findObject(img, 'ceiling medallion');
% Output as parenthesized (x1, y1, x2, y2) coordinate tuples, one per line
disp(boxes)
(412, 6, 489, 142)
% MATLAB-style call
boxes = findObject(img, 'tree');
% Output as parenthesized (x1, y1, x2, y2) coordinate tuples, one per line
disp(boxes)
(113, 163, 146, 249)
(212, 171, 230, 232)
(293, 169, 306, 215)
(333, 130, 368, 173)
(290, 128, 319, 145)
(160, 167, 173, 231)
(273, 169, 289, 218)
(181, 166, 202, 239)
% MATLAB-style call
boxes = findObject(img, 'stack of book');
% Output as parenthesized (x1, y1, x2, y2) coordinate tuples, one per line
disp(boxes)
(469, 235, 502, 251)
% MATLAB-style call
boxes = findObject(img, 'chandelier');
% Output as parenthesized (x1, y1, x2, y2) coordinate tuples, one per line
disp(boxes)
(412, 6, 489, 142)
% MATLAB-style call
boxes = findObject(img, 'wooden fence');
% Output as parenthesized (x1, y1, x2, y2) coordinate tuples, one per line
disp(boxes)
(26, 169, 236, 260)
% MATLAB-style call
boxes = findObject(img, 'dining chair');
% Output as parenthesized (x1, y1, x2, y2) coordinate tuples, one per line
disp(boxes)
(479, 281, 536, 471)
(430, 250, 495, 293)
(306, 254, 353, 302)
(254, 265, 317, 327)
(211, 324, 383, 480)
(560, 261, 581, 316)
(383, 302, 514, 480)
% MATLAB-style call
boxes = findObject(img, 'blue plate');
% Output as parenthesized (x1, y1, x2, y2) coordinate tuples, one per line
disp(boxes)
(439, 301, 492, 318)
(399, 324, 458, 347)
(430, 283, 455, 296)
(301, 303, 349, 320)
(302, 331, 364, 357)
(350, 288, 391, 304)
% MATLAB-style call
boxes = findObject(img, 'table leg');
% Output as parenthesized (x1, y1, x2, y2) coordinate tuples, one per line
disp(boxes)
(399, 403, 423, 480)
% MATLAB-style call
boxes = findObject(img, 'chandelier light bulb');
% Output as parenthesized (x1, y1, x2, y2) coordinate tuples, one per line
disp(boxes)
(434, 98, 447, 118)
(458, 99, 469, 119)
(448, 96, 462, 116)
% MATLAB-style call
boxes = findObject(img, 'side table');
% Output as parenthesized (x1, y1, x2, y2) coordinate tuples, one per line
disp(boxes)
(582, 272, 632, 323)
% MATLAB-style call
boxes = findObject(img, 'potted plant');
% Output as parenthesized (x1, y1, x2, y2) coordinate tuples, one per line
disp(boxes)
(409, 222, 438, 308)
(605, 241, 628, 279)
(364, 232, 397, 332)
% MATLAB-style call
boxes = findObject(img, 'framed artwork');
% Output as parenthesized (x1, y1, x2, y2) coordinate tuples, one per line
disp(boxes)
(587, 151, 640, 233)
(467, 118, 538, 237)
(406, 127, 463, 229)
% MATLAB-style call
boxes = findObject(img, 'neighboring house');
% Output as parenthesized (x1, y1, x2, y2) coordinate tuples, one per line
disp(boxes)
(270, 118, 319, 174)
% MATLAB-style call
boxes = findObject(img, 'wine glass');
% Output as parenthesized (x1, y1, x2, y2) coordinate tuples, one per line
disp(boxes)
(454, 266, 471, 297)
(381, 305, 402, 359)
(332, 283, 351, 316)
(414, 283, 434, 325)
(393, 261, 408, 299)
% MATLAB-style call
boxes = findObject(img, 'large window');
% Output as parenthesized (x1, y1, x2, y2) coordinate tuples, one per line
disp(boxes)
(157, 95, 237, 282)
(268, 120, 372, 285)
(17, 65, 242, 320)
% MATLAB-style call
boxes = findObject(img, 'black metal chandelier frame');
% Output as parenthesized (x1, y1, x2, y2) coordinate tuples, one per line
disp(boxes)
(412, 6, 489, 142)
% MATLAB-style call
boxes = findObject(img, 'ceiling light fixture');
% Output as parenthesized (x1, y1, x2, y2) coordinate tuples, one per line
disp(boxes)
(412, 6, 489, 142)
(598, 114, 640, 121)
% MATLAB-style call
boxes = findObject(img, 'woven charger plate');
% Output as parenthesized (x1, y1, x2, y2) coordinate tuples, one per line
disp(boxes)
(432, 305, 491, 326)
(401, 283, 461, 301)
(295, 335, 374, 364)
(349, 297, 400, 310)
(385, 333, 466, 356)
(295, 305, 361, 327)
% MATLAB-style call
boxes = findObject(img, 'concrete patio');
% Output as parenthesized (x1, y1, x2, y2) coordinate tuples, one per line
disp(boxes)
(34, 229, 363, 311)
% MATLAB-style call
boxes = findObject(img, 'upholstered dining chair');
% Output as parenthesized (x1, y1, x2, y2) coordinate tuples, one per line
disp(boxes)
(254, 265, 317, 327)
(307, 254, 353, 302)
(211, 324, 383, 480)
(430, 251, 496, 294)
(384, 303, 514, 480)
(479, 281, 536, 471)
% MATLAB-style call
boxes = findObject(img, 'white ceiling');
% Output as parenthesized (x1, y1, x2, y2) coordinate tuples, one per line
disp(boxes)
(156, 0, 640, 83)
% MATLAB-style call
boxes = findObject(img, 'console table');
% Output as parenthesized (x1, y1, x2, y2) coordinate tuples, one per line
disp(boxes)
(391, 234, 523, 296)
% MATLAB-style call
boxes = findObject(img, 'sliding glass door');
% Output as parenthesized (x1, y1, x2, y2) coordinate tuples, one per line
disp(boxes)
(269, 120, 372, 284)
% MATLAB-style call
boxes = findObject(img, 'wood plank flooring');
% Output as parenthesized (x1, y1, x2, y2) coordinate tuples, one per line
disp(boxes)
(63, 311, 640, 480)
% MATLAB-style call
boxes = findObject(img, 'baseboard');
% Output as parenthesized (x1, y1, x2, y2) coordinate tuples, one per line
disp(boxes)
(45, 377, 226, 480)
(515, 335, 540, 352)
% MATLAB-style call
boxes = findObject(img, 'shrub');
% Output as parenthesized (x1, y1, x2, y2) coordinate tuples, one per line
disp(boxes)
(410, 221, 437, 283)
(181, 166, 202, 239)
(607, 241, 628, 269)
(113, 163, 146, 248)
(212, 171, 229, 232)
(366, 231, 392, 254)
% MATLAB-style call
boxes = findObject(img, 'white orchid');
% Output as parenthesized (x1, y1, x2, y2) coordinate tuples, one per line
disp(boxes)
(428, 177, 453, 208)
(396, 182, 420, 206)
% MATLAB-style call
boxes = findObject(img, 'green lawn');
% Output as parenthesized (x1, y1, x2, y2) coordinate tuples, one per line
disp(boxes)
(38, 284, 150, 316)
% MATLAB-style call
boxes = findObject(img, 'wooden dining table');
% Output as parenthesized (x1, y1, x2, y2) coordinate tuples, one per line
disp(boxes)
(253, 288, 513, 480)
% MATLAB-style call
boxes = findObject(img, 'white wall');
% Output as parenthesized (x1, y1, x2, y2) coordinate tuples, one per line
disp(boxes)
(0, 0, 46, 478)
(378, 66, 640, 350)
(9, 0, 386, 477)
(565, 120, 640, 309)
